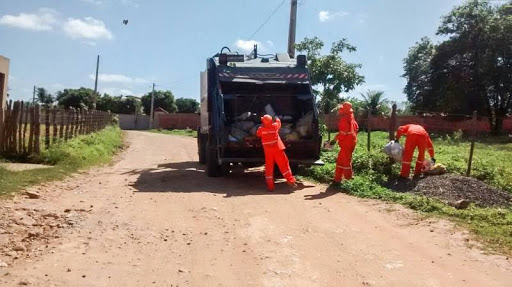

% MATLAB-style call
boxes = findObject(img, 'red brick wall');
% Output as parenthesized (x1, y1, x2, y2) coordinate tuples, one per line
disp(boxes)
(156, 113, 199, 130)
(322, 113, 512, 134)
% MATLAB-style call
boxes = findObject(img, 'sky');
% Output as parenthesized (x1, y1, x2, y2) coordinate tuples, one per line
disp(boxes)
(1, 0, 466, 103)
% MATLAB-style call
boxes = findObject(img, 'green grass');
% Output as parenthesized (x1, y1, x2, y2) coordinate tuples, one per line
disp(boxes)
(148, 128, 197, 138)
(0, 126, 123, 197)
(301, 131, 512, 253)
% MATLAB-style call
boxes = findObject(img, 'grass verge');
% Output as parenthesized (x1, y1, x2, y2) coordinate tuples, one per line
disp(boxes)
(147, 128, 197, 138)
(302, 131, 512, 254)
(0, 126, 123, 197)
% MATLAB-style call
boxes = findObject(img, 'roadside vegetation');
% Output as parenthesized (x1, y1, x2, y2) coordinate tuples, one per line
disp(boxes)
(148, 128, 197, 138)
(0, 126, 123, 197)
(301, 131, 512, 253)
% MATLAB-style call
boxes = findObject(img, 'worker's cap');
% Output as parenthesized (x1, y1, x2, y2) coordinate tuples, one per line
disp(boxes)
(338, 102, 354, 115)
(261, 114, 273, 125)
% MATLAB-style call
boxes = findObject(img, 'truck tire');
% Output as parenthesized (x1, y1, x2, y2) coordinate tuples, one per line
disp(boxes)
(206, 138, 222, 177)
(197, 129, 206, 165)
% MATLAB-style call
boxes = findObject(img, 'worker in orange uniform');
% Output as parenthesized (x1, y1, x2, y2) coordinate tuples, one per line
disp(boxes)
(257, 115, 297, 191)
(334, 102, 359, 182)
(396, 124, 436, 178)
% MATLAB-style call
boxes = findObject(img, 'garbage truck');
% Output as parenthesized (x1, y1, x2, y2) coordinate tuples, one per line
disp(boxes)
(197, 47, 323, 177)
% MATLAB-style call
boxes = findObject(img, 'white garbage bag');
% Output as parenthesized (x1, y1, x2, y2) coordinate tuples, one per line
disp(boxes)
(383, 140, 403, 161)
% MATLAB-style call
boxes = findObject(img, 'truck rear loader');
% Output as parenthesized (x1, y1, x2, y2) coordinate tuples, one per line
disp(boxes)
(198, 47, 323, 177)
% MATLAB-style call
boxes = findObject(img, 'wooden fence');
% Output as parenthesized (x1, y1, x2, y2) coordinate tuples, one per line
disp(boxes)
(1, 100, 112, 156)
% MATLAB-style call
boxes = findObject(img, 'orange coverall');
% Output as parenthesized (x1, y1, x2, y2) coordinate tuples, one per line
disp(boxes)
(334, 103, 359, 182)
(257, 115, 296, 191)
(396, 124, 435, 178)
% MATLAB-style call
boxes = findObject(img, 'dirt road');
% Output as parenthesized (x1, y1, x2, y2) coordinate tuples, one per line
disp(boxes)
(1, 131, 511, 287)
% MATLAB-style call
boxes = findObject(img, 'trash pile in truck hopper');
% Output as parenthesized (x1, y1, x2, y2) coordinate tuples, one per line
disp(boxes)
(228, 104, 314, 142)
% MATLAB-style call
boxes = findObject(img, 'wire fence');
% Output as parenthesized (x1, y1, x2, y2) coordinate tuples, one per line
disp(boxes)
(1, 100, 113, 157)
(321, 106, 512, 177)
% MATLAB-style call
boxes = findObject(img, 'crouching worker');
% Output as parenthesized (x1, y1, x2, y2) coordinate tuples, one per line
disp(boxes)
(334, 102, 359, 182)
(396, 124, 435, 178)
(257, 115, 297, 191)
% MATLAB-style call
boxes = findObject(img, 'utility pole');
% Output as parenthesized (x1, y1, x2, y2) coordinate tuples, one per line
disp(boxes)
(287, 0, 298, 58)
(93, 55, 100, 109)
(149, 83, 155, 129)
(32, 85, 36, 105)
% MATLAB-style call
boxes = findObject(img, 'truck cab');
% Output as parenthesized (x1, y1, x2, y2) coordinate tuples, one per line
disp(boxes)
(198, 49, 322, 177)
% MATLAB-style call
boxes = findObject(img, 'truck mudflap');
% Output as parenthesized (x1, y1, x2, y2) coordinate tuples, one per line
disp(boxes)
(219, 158, 324, 166)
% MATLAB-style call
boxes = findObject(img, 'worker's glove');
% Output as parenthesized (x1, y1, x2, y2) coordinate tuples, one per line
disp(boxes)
(431, 157, 436, 164)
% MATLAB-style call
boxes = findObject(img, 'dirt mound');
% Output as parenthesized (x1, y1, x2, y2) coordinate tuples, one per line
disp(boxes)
(386, 174, 512, 208)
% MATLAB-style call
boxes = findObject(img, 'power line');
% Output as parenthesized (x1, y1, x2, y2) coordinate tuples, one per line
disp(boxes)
(248, 0, 287, 41)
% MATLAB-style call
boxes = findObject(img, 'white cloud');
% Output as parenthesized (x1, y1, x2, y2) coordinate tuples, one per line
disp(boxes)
(8, 75, 15, 82)
(0, 8, 58, 31)
(81, 0, 103, 5)
(90, 73, 148, 84)
(63, 17, 113, 40)
(235, 39, 274, 54)
(100, 87, 135, 96)
(120, 0, 139, 8)
(318, 10, 349, 22)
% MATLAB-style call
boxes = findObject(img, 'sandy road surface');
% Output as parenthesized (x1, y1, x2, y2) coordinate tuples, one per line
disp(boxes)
(0, 131, 511, 287)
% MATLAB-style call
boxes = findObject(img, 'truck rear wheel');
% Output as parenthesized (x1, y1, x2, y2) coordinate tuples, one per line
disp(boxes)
(197, 129, 206, 164)
(206, 138, 222, 177)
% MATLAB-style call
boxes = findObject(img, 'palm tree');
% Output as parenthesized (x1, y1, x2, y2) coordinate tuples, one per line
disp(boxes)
(360, 90, 389, 116)
(36, 87, 55, 106)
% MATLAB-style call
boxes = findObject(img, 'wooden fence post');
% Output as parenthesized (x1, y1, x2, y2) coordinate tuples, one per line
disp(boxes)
(466, 111, 478, 176)
(28, 106, 34, 154)
(389, 104, 397, 141)
(52, 108, 58, 145)
(45, 106, 51, 149)
(34, 105, 41, 154)
(18, 101, 24, 153)
(367, 110, 372, 153)
(59, 109, 65, 140)
(10, 101, 19, 154)
(23, 103, 29, 154)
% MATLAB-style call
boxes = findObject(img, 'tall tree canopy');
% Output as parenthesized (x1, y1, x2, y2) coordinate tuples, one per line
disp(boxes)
(96, 94, 141, 114)
(141, 90, 177, 115)
(403, 0, 512, 133)
(175, 98, 199, 113)
(36, 87, 55, 106)
(361, 90, 390, 116)
(56, 87, 97, 109)
(295, 37, 365, 115)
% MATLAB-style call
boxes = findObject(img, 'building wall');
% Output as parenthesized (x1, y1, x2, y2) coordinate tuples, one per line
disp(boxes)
(0, 55, 10, 143)
(322, 113, 512, 134)
(118, 114, 150, 130)
(156, 113, 199, 130)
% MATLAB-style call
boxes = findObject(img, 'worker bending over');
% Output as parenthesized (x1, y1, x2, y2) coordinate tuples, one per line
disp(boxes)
(334, 102, 359, 182)
(396, 124, 435, 178)
(257, 115, 296, 191)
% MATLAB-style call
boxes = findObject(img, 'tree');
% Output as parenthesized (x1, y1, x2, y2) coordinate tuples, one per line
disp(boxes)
(36, 87, 54, 106)
(295, 37, 365, 140)
(176, 98, 199, 113)
(402, 0, 512, 133)
(402, 37, 436, 111)
(296, 37, 365, 114)
(96, 94, 141, 114)
(56, 87, 97, 109)
(360, 90, 390, 116)
(141, 90, 177, 115)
